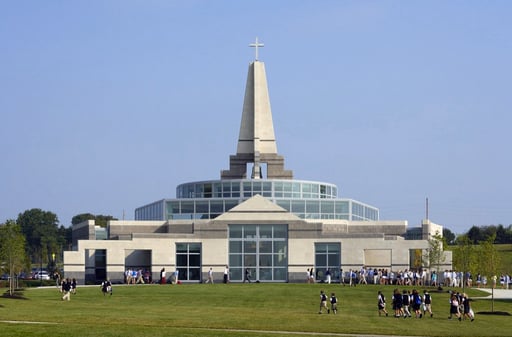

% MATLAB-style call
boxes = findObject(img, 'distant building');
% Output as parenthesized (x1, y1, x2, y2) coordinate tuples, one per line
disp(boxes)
(64, 40, 451, 284)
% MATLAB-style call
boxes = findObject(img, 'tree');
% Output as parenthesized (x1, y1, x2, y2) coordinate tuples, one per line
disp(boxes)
(452, 234, 476, 291)
(72, 213, 117, 228)
(0, 220, 27, 296)
(17, 208, 59, 265)
(467, 226, 483, 244)
(71, 213, 95, 225)
(424, 231, 446, 277)
(477, 234, 500, 279)
(495, 225, 508, 244)
(477, 233, 501, 312)
(95, 215, 117, 228)
(443, 227, 456, 245)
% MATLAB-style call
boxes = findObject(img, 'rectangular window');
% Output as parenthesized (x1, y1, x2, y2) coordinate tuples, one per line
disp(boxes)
(175, 243, 202, 282)
(228, 224, 288, 282)
(321, 201, 334, 214)
(196, 201, 209, 213)
(222, 182, 231, 198)
(243, 182, 252, 197)
(231, 182, 240, 198)
(181, 201, 194, 214)
(213, 183, 222, 197)
(291, 200, 305, 213)
(315, 242, 341, 282)
(259, 226, 273, 238)
(229, 225, 243, 238)
(204, 184, 212, 198)
(306, 200, 319, 213)
(210, 200, 223, 214)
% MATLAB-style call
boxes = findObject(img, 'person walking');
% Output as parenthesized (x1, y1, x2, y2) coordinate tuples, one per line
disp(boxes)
(423, 289, 433, 317)
(325, 268, 331, 284)
(61, 278, 71, 301)
(206, 267, 214, 284)
(318, 290, 329, 314)
(244, 267, 251, 283)
(223, 266, 229, 284)
(101, 279, 113, 296)
(71, 278, 77, 294)
(330, 292, 338, 314)
(378, 291, 388, 316)
(402, 290, 411, 318)
(461, 293, 474, 321)
(411, 289, 423, 318)
(448, 293, 461, 321)
(160, 268, 166, 285)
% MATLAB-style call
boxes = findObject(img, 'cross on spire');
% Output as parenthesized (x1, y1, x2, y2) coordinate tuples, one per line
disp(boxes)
(249, 37, 264, 61)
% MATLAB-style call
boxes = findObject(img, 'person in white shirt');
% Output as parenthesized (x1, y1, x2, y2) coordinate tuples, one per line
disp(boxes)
(223, 266, 229, 283)
(206, 267, 214, 284)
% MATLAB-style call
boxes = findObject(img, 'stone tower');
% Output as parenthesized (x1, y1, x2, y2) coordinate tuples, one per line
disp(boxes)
(221, 40, 293, 180)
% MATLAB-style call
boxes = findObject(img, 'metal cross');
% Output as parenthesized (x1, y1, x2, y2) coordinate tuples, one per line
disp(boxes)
(249, 37, 264, 61)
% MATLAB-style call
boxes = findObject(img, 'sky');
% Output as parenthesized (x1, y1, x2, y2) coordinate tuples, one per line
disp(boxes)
(1, 1, 511, 234)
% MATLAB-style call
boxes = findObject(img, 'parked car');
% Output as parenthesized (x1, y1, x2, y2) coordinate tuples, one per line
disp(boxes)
(33, 270, 51, 280)
(18, 272, 30, 280)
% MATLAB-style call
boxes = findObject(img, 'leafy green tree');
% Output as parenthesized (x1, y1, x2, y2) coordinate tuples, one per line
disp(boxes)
(424, 231, 446, 276)
(72, 213, 117, 228)
(476, 233, 501, 312)
(467, 226, 483, 243)
(71, 213, 95, 225)
(95, 215, 117, 228)
(0, 220, 27, 295)
(58, 225, 72, 251)
(477, 234, 500, 279)
(452, 234, 476, 290)
(443, 227, 456, 245)
(506, 225, 512, 243)
(17, 208, 59, 265)
(464, 224, 512, 244)
(495, 225, 508, 244)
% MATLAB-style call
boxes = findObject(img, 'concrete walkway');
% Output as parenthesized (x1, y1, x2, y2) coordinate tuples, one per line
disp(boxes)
(473, 288, 512, 299)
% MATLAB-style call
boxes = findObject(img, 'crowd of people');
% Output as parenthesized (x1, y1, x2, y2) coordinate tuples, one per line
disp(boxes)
(308, 266, 492, 322)
(124, 268, 152, 284)
(375, 288, 475, 322)
(307, 266, 511, 290)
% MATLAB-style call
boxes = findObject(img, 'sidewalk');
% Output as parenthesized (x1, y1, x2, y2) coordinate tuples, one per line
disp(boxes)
(474, 288, 512, 299)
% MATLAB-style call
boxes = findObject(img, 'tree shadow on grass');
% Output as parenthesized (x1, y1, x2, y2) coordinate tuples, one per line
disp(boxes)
(477, 311, 511, 316)
(2, 289, 28, 300)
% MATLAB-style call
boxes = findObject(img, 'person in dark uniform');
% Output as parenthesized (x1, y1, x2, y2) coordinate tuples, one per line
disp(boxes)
(101, 279, 112, 296)
(244, 268, 251, 283)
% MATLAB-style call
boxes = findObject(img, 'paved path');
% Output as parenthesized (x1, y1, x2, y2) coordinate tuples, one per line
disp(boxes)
(473, 288, 512, 299)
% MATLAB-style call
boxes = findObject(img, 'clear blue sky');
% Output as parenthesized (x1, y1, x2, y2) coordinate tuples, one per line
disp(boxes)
(1, 1, 511, 234)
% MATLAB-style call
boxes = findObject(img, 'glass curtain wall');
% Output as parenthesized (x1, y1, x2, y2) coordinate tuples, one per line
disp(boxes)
(229, 225, 288, 282)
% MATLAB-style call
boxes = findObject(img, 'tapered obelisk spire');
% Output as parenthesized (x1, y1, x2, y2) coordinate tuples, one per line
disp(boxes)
(221, 38, 292, 180)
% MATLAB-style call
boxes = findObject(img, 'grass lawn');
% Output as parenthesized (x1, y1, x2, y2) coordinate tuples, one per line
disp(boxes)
(1, 283, 511, 337)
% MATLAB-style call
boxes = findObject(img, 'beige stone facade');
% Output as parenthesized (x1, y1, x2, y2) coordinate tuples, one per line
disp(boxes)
(64, 196, 451, 284)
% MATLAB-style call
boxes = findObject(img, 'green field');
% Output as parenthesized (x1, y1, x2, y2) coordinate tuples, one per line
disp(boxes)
(1, 283, 511, 337)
